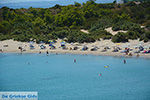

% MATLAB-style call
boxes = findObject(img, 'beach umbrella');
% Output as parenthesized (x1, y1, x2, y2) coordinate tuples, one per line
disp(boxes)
(48, 40, 51, 42)
(29, 44, 35, 49)
(104, 46, 110, 49)
(122, 45, 127, 48)
(40, 41, 44, 44)
(49, 40, 54, 46)
(40, 45, 46, 49)
(143, 46, 149, 50)
(139, 41, 144, 46)
(74, 46, 78, 50)
(38, 41, 45, 47)
(49, 44, 53, 46)
(139, 46, 144, 51)
(71, 42, 73, 45)
(49, 40, 54, 44)
(49, 43, 55, 47)
(122, 43, 130, 48)
(91, 47, 97, 51)
(61, 41, 66, 46)
(133, 45, 138, 48)
(116, 43, 121, 45)
(50, 44, 56, 49)
(82, 46, 88, 51)
(112, 49, 119, 52)
(29, 41, 34, 44)
(29, 41, 34, 49)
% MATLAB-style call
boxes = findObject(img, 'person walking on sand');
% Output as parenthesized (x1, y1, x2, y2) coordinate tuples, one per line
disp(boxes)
(124, 59, 126, 64)
(0, 49, 3, 53)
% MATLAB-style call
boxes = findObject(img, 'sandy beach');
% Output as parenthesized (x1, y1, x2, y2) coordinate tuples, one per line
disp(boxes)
(0, 39, 150, 58)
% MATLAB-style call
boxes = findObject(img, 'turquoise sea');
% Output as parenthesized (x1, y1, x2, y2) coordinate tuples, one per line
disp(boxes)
(0, 53, 150, 100)
(0, 0, 121, 9)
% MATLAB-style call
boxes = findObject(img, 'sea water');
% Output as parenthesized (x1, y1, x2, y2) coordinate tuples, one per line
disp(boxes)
(0, 0, 120, 9)
(0, 53, 150, 100)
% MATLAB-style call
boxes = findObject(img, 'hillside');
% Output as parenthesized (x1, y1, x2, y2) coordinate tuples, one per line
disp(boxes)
(0, 0, 150, 43)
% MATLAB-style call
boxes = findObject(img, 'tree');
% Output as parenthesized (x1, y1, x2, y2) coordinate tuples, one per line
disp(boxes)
(113, 0, 117, 4)
(12, 15, 26, 23)
(44, 10, 53, 24)
(83, 1, 98, 18)
(0, 21, 11, 34)
(54, 7, 85, 27)
(74, 2, 81, 7)
(90, 29, 112, 39)
(38, 8, 46, 18)
(126, 31, 139, 39)
(29, 7, 38, 17)
(32, 17, 45, 27)
(54, 4, 61, 9)
(52, 30, 69, 39)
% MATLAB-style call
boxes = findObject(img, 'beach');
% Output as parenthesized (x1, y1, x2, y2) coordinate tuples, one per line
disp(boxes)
(0, 39, 150, 58)
(1, 1, 150, 100)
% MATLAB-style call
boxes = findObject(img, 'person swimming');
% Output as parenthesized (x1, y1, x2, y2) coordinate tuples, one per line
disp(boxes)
(27, 62, 30, 65)
(99, 73, 102, 76)
(124, 59, 126, 64)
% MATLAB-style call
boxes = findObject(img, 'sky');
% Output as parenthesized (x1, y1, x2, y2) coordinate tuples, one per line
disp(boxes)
(0, 0, 56, 3)
(0, 0, 119, 4)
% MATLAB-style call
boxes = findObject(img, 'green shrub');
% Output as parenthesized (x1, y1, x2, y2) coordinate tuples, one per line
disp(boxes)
(0, 34, 11, 41)
(90, 29, 112, 40)
(126, 31, 139, 39)
(112, 21, 141, 31)
(90, 18, 113, 32)
(11, 29, 23, 34)
(52, 30, 69, 39)
(140, 31, 150, 42)
(112, 32, 128, 43)
(67, 30, 95, 43)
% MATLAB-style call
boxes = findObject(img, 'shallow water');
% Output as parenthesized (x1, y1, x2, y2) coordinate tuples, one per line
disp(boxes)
(0, 53, 150, 100)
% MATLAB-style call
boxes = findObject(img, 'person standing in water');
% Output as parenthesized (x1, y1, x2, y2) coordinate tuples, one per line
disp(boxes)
(27, 62, 30, 65)
(136, 53, 140, 57)
(74, 59, 76, 63)
(46, 51, 49, 56)
(124, 59, 126, 64)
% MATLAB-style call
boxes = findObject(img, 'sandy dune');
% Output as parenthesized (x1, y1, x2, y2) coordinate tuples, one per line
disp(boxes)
(105, 27, 127, 35)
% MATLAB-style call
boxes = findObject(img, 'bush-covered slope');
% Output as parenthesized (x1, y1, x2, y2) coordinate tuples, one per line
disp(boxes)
(0, 0, 150, 43)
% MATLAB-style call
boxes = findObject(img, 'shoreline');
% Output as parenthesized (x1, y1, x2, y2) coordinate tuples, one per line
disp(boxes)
(0, 39, 150, 59)
(1, 50, 150, 59)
